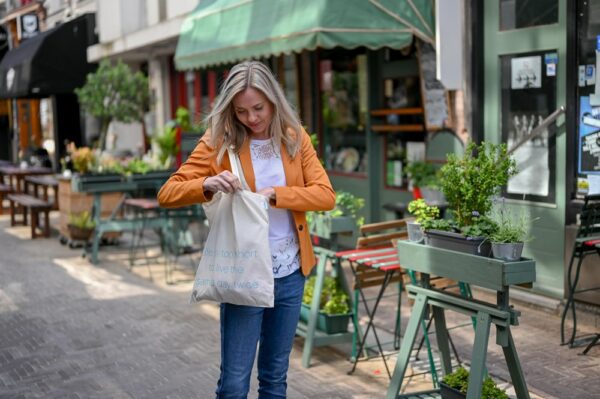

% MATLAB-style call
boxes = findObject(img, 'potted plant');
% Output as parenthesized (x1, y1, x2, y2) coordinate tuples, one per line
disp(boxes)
(76, 60, 150, 151)
(405, 161, 442, 201)
(407, 199, 440, 243)
(440, 367, 508, 399)
(67, 211, 96, 242)
(424, 142, 517, 256)
(489, 208, 534, 261)
(300, 276, 352, 334)
(308, 191, 365, 240)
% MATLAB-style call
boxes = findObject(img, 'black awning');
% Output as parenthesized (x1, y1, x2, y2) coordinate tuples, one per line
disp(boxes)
(0, 13, 97, 99)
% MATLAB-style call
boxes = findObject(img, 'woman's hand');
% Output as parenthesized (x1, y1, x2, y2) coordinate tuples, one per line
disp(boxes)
(257, 187, 276, 201)
(203, 171, 242, 194)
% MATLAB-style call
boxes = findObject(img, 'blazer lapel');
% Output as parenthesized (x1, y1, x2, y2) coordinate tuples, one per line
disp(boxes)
(280, 142, 298, 187)
(237, 138, 256, 192)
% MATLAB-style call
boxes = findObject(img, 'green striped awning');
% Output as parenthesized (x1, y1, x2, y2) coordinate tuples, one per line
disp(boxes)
(175, 0, 434, 70)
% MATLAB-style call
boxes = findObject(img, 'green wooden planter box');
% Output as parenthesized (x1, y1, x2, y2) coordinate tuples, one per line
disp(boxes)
(72, 170, 173, 193)
(308, 215, 355, 239)
(299, 304, 352, 334)
(396, 241, 536, 291)
(425, 229, 492, 257)
(439, 382, 466, 399)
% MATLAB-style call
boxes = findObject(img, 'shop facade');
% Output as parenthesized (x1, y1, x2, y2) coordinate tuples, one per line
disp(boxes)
(173, 0, 466, 225)
(0, 0, 97, 168)
(472, 0, 600, 303)
(174, 0, 600, 305)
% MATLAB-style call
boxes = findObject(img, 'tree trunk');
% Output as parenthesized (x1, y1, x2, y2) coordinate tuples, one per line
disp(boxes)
(140, 117, 149, 153)
(98, 118, 110, 150)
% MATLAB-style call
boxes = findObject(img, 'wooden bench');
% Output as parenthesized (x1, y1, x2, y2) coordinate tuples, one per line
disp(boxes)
(0, 183, 13, 215)
(7, 194, 53, 238)
(24, 175, 59, 210)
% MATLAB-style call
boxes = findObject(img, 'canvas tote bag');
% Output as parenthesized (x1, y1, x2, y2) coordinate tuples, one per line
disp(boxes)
(190, 149, 274, 307)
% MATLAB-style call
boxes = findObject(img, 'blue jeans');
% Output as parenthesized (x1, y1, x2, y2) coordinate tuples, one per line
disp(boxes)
(215, 269, 305, 399)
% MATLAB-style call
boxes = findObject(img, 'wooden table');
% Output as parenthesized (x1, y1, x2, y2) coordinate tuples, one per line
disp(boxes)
(386, 241, 536, 399)
(0, 166, 53, 193)
(24, 175, 59, 210)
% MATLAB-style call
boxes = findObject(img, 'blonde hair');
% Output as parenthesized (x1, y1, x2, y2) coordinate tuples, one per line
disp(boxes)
(205, 61, 302, 164)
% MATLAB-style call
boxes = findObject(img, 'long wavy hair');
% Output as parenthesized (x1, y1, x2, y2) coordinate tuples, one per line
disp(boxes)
(205, 61, 302, 164)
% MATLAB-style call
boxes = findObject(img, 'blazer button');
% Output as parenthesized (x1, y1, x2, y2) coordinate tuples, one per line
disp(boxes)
(298, 224, 304, 231)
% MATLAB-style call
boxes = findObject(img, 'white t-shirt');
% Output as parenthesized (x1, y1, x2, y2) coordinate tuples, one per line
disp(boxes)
(250, 138, 300, 278)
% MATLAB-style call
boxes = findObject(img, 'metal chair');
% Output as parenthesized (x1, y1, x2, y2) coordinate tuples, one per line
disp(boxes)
(560, 194, 600, 349)
(335, 219, 426, 379)
(161, 205, 205, 284)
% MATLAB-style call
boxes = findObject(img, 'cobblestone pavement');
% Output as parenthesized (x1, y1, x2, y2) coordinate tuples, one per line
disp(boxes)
(0, 214, 599, 399)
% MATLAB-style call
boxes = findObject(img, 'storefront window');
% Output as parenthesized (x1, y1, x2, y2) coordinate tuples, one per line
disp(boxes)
(500, 50, 557, 203)
(282, 54, 299, 110)
(576, 0, 600, 177)
(499, 0, 558, 31)
(320, 51, 367, 175)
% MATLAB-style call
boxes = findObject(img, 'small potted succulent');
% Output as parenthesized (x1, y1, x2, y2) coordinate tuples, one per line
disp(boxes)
(440, 367, 508, 399)
(407, 199, 440, 243)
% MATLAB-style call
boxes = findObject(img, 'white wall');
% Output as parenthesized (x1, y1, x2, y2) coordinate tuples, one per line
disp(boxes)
(120, 0, 146, 36)
(435, 0, 464, 90)
(97, 0, 121, 43)
(166, 0, 197, 20)
(145, 0, 160, 26)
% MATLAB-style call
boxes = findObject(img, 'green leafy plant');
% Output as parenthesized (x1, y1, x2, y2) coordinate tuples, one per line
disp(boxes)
(405, 161, 438, 188)
(124, 159, 151, 175)
(307, 190, 365, 228)
(442, 367, 509, 399)
(421, 218, 453, 232)
(76, 60, 150, 150)
(489, 208, 534, 244)
(407, 199, 440, 224)
(302, 276, 350, 315)
(154, 126, 178, 167)
(460, 215, 498, 238)
(440, 142, 517, 227)
(68, 211, 96, 229)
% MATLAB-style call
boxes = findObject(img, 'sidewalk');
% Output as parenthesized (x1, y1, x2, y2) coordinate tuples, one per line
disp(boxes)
(0, 213, 599, 398)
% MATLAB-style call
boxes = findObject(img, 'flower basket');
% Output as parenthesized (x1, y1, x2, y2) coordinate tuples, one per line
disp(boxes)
(425, 229, 492, 257)
(67, 224, 95, 242)
(299, 304, 351, 334)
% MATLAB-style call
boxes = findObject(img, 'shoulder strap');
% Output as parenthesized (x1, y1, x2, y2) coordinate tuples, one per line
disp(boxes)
(227, 148, 250, 191)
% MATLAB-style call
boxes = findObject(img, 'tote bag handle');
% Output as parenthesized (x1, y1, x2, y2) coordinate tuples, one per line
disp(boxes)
(227, 148, 251, 191)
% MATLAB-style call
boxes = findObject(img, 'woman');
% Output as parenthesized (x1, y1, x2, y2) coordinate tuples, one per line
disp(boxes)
(157, 60, 335, 398)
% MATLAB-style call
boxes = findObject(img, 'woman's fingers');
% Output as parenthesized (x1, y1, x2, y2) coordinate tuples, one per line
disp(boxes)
(217, 170, 241, 193)
(205, 171, 242, 193)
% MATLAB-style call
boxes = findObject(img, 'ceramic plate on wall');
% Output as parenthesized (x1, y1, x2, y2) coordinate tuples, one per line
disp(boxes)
(336, 147, 360, 172)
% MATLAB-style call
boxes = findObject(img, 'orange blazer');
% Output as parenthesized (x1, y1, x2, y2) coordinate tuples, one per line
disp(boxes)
(157, 128, 336, 276)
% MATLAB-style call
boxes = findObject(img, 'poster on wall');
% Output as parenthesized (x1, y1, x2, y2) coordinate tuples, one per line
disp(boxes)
(511, 55, 542, 89)
(501, 50, 556, 204)
(579, 96, 600, 174)
(417, 42, 451, 130)
(506, 113, 551, 197)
